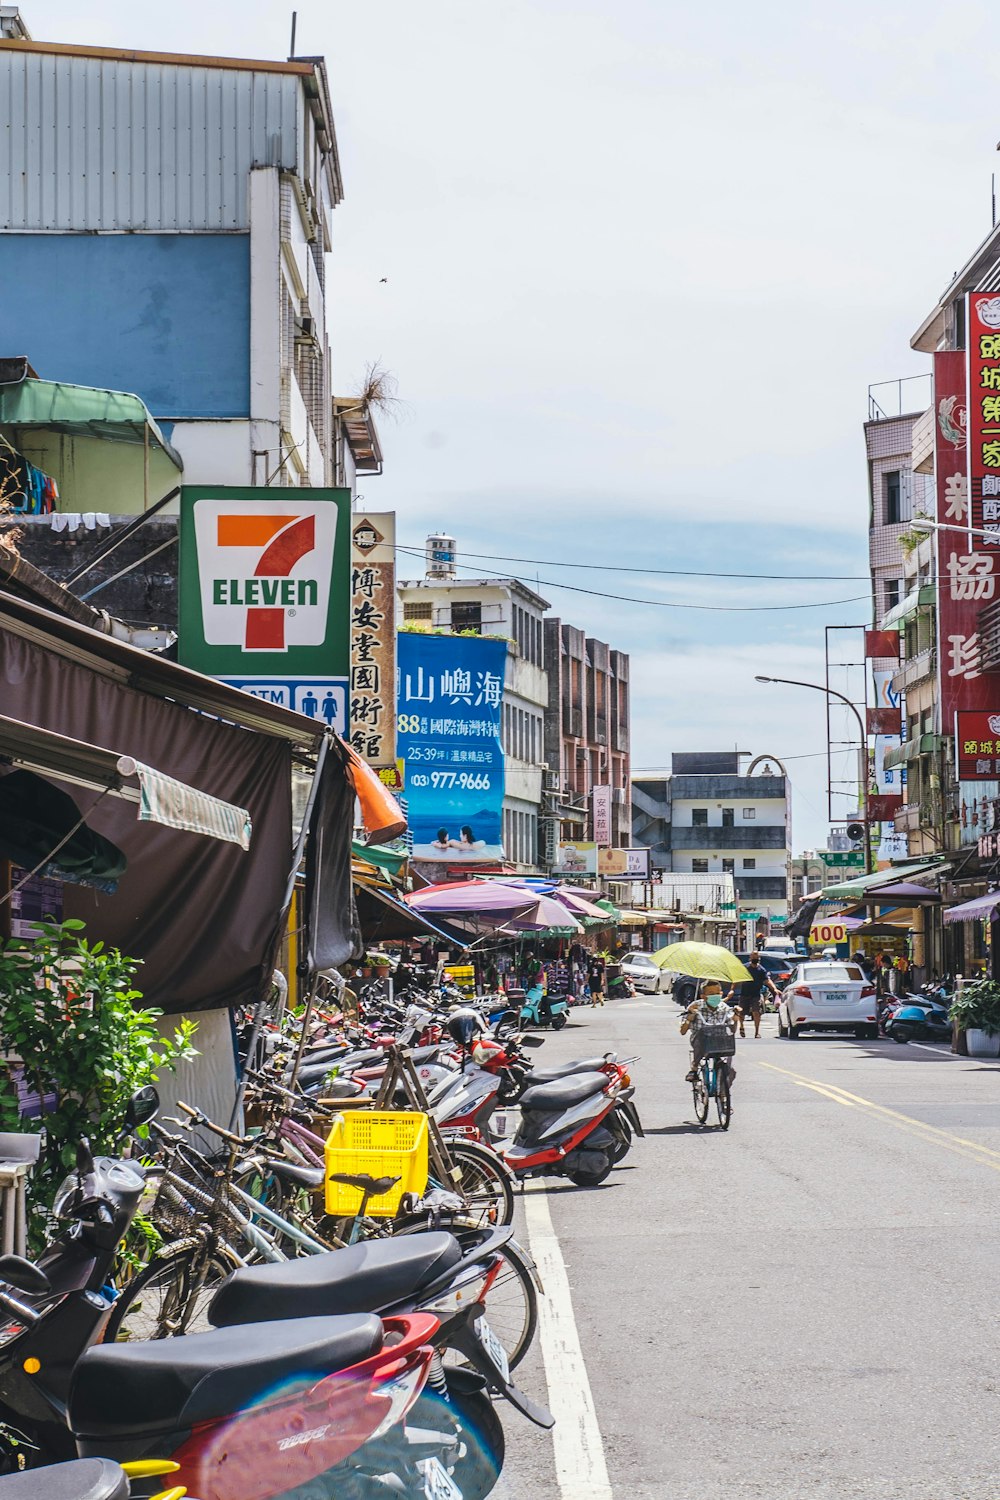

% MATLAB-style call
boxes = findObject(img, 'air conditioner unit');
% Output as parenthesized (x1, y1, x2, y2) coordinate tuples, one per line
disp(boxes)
(296, 315, 315, 337)
(544, 771, 560, 791)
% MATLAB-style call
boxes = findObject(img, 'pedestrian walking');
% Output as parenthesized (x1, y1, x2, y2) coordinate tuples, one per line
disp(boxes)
(729, 950, 778, 1038)
(588, 954, 606, 1007)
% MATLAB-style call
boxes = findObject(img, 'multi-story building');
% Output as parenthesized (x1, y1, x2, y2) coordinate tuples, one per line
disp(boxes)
(398, 538, 549, 872)
(0, 17, 342, 492)
(631, 752, 790, 924)
(543, 619, 631, 860)
(864, 388, 934, 626)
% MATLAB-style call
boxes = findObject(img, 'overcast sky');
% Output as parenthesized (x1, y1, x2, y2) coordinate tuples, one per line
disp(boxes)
(29, 0, 1000, 848)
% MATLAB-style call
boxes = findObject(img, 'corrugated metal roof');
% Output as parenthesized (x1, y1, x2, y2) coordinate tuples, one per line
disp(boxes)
(0, 47, 303, 230)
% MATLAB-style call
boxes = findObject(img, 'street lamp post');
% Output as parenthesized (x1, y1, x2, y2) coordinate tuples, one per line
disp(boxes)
(755, 675, 873, 874)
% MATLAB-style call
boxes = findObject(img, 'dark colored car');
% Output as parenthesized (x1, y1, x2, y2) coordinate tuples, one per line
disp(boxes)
(736, 950, 801, 991)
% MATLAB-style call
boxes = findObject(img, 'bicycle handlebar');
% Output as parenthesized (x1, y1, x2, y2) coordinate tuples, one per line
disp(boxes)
(176, 1099, 247, 1148)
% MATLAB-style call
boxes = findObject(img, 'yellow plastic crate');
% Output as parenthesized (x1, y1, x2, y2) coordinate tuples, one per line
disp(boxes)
(324, 1110, 429, 1217)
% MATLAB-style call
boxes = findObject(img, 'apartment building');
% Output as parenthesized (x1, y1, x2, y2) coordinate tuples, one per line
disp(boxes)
(543, 620, 631, 860)
(631, 752, 790, 923)
(0, 17, 342, 493)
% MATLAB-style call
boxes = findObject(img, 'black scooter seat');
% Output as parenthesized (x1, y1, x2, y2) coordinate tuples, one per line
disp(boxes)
(211, 1232, 462, 1326)
(519, 1071, 608, 1112)
(70, 1315, 382, 1439)
(528, 1056, 608, 1083)
(0, 1458, 128, 1500)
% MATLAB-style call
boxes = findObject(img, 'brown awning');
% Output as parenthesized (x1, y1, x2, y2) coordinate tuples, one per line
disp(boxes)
(0, 587, 354, 1012)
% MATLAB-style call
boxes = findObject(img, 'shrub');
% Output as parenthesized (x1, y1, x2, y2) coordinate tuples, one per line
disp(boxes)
(0, 919, 197, 1229)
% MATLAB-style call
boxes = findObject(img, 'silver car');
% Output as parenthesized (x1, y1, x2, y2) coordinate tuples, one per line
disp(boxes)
(620, 952, 669, 994)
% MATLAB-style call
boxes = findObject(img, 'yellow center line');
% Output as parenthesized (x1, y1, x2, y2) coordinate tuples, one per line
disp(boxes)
(792, 1080, 858, 1108)
(758, 1058, 1000, 1172)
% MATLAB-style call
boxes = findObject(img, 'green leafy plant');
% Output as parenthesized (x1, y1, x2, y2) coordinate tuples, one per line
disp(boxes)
(0, 919, 198, 1230)
(949, 979, 1000, 1036)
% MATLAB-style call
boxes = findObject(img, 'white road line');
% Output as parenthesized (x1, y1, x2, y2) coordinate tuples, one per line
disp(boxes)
(522, 1188, 613, 1500)
(908, 1040, 1000, 1066)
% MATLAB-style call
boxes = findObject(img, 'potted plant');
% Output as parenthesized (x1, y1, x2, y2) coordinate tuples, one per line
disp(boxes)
(949, 979, 1000, 1058)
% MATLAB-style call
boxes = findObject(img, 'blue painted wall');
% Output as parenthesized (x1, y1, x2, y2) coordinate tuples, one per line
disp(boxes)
(0, 234, 250, 418)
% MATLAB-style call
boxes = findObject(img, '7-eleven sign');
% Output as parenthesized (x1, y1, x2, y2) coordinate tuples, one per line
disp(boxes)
(192, 498, 338, 653)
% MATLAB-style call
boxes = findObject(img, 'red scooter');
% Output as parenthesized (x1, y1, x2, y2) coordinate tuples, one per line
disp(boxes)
(436, 1014, 638, 1187)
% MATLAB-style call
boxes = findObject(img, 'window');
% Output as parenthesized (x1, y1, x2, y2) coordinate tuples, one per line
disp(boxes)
(451, 601, 481, 634)
(403, 601, 432, 621)
(885, 470, 902, 524)
(722, 808, 734, 828)
(884, 578, 902, 613)
(743, 858, 756, 870)
(722, 858, 735, 873)
(691, 808, 708, 826)
(742, 808, 756, 819)
(692, 858, 709, 873)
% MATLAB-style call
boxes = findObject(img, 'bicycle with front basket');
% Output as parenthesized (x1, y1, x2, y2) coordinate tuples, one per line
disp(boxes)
(692, 1024, 735, 1131)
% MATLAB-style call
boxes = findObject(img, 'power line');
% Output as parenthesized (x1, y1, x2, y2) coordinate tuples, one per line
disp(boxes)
(396, 542, 870, 583)
(395, 546, 869, 613)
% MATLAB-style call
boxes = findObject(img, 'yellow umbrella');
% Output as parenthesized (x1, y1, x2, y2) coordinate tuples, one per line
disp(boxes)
(650, 941, 752, 985)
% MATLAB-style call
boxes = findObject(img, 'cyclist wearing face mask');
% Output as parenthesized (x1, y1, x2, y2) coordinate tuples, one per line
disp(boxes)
(680, 980, 740, 1084)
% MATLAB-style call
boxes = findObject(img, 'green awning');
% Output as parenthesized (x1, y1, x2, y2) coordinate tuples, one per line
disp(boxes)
(0, 378, 183, 469)
(595, 898, 621, 920)
(352, 840, 408, 876)
(883, 734, 945, 770)
(880, 583, 936, 629)
(819, 859, 949, 903)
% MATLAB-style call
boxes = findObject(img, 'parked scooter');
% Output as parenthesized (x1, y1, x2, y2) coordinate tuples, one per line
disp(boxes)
(884, 995, 952, 1044)
(0, 1457, 184, 1500)
(519, 984, 569, 1031)
(443, 1012, 631, 1186)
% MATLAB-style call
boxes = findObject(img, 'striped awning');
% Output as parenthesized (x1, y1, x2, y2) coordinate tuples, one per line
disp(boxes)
(129, 760, 252, 851)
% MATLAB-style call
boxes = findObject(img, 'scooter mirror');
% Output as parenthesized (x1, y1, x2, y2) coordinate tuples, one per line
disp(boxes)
(125, 1085, 160, 1128)
(520, 1035, 545, 1049)
(0, 1255, 51, 1296)
(76, 1136, 95, 1177)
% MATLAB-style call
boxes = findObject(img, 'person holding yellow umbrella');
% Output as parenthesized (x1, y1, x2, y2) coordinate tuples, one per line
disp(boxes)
(651, 942, 753, 1090)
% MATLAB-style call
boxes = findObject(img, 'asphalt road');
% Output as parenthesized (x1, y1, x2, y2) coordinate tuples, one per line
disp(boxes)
(493, 992, 1000, 1500)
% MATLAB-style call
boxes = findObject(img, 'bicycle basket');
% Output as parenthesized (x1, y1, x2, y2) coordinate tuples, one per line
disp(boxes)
(699, 1025, 736, 1057)
(148, 1157, 237, 1242)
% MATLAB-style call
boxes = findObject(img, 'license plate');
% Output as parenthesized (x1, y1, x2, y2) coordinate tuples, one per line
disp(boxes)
(418, 1456, 463, 1500)
(823, 991, 848, 1003)
(476, 1315, 510, 1382)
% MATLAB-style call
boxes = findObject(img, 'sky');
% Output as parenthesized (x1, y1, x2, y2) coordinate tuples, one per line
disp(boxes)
(26, 0, 1000, 847)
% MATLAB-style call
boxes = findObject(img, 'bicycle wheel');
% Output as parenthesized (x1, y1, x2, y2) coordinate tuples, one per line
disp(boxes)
(105, 1245, 236, 1342)
(442, 1140, 515, 1227)
(715, 1070, 732, 1131)
(393, 1218, 539, 1369)
(693, 1067, 709, 1124)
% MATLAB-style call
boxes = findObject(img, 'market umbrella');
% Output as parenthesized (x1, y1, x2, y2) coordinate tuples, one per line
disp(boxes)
(505, 892, 584, 933)
(650, 941, 752, 984)
(408, 881, 539, 921)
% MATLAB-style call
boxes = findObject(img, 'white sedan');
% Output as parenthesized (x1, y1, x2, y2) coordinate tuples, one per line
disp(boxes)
(778, 961, 878, 1040)
(620, 952, 670, 994)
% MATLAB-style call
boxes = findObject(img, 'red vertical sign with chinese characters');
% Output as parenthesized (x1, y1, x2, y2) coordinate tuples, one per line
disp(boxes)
(935, 345, 991, 723)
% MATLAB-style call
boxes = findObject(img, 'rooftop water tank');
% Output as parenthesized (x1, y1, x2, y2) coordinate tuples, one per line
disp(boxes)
(426, 533, 457, 579)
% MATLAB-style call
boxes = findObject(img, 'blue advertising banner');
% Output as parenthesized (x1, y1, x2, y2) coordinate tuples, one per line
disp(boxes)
(396, 633, 506, 862)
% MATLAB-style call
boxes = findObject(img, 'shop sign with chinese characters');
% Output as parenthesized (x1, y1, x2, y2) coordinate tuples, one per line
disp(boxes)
(933, 348, 988, 723)
(396, 632, 506, 863)
(592, 785, 612, 845)
(349, 513, 396, 769)
(955, 711, 1000, 780)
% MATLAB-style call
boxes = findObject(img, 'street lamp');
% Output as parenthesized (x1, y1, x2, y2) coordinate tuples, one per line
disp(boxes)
(754, 674, 873, 874)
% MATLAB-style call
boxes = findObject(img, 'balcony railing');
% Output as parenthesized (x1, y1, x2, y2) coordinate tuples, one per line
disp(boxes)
(891, 649, 936, 695)
(670, 826, 787, 850)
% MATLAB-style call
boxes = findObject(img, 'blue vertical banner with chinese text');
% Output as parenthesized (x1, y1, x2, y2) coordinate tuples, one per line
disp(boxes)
(396, 634, 506, 862)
